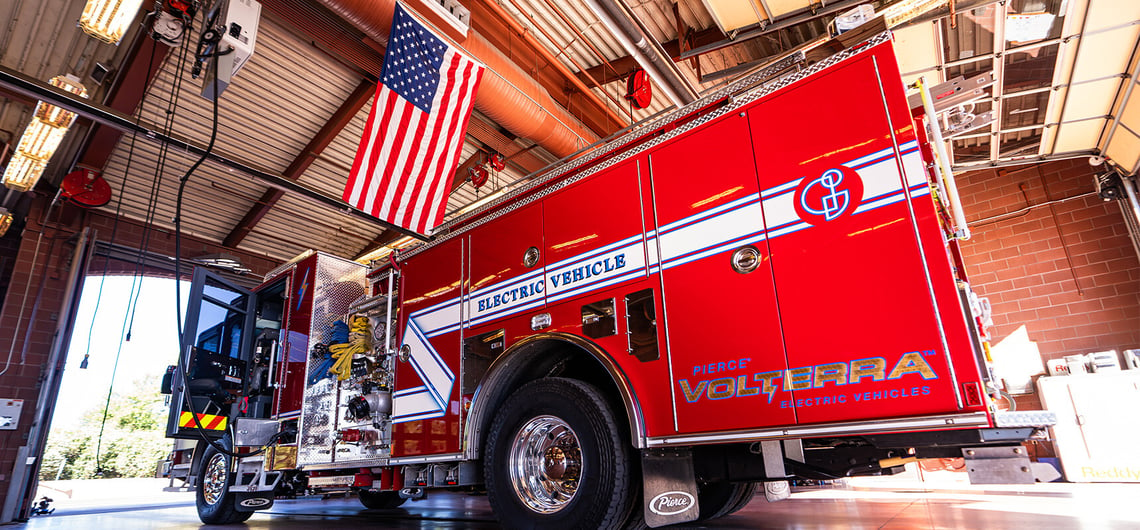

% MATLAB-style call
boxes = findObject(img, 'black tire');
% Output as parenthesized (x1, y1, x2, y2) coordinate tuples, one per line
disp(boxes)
(358, 490, 407, 509)
(195, 437, 252, 524)
(696, 481, 758, 521)
(485, 378, 636, 530)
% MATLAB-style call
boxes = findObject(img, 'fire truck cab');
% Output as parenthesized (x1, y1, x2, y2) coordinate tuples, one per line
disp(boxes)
(163, 33, 1055, 528)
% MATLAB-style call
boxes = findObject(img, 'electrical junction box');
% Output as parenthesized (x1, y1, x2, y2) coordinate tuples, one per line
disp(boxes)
(202, 0, 261, 100)
(0, 399, 24, 430)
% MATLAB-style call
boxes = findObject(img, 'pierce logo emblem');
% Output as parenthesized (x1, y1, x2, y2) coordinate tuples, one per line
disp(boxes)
(649, 491, 695, 516)
(238, 497, 271, 508)
(794, 166, 863, 225)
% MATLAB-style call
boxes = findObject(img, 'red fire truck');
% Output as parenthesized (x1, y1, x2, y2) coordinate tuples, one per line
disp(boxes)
(163, 33, 1055, 528)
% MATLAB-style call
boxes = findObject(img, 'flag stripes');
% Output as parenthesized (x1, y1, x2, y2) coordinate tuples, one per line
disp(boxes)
(344, 4, 484, 234)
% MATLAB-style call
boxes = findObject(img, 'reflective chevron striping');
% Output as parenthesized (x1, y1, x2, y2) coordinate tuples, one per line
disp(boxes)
(179, 411, 228, 430)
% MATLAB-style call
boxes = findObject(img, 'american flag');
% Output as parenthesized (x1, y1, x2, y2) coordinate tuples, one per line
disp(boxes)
(343, 3, 484, 234)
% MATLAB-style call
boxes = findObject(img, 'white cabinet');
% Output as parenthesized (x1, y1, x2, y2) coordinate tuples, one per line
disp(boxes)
(1037, 371, 1140, 482)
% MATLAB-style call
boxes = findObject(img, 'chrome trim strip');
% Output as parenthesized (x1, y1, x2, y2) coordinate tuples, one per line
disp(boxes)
(298, 452, 466, 471)
(301, 459, 390, 471)
(389, 453, 465, 465)
(306, 476, 356, 486)
(646, 412, 991, 447)
(875, 56, 963, 408)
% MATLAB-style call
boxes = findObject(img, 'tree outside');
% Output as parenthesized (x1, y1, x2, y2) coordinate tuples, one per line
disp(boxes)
(40, 374, 170, 480)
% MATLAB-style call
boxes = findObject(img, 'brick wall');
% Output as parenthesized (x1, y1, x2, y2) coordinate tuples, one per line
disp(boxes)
(958, 158, 1140, 372)
(0, 195, 282, 518)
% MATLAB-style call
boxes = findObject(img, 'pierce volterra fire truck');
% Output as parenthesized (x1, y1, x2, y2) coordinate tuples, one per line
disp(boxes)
(163, 33, 1056, 528)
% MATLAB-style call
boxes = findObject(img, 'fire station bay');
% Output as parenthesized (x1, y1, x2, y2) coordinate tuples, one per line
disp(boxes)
(1, 1, 1139, 529)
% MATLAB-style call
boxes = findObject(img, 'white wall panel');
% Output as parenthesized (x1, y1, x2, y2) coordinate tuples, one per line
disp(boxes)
(1054, 119, 1107, 153)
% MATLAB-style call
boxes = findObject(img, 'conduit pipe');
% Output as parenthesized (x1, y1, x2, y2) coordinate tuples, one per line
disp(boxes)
(318, 0, 599, 158)
(584, 0, 697, 106)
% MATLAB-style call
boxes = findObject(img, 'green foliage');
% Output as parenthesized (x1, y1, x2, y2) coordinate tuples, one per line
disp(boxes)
(40, 375, 171, 480)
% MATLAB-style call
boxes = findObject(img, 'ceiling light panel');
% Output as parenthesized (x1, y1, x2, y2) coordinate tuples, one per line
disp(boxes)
(1104, 125, 1140, 171)
(1053, 119, 1107, 154)
(1070, 26, 1140, 82)
(892, 23, 939, 86)
(700, 0, 767, 33)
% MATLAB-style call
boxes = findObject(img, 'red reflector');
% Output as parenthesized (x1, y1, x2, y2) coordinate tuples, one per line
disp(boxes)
(963, 382, 983, 407)
(353, 472, 373, 488)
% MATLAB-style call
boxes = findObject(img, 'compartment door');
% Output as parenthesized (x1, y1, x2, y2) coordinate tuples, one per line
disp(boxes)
(748, 51, 961, 425)
(649, 115, 793, 434)
(392, 237, 466, 456)
(166, 268, 253, 439)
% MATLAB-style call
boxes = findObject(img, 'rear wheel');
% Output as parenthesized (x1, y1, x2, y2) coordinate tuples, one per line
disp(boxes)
(195, 437, 252, 524)
(485, 378, 636, 529)
(696, 481, 757, 521)
(358, 490, 406, 509)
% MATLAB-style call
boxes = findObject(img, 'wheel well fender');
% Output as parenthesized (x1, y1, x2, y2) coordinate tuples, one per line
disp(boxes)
(462, 332, 646, 459)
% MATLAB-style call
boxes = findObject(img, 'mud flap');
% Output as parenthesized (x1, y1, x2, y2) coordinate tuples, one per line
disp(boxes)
(641, 448, 700, 528)
(763, 480, 791, 501)
(233, 491, 274, 512)
(962, 446, 1037, 484)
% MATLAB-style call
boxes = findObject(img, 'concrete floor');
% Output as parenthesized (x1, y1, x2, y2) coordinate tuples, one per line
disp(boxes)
(13, 478, 1140, 529)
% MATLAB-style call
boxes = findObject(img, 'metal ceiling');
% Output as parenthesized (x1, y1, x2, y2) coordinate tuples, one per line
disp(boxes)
(893, 0, 1140, 170)
(1, 1, 1138, 265)
(99, 12, 375, 259)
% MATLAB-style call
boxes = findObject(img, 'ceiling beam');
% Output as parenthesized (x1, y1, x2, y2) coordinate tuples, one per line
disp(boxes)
(465, 115, 548, 175)
(75, 33, 171, 171)
(223, 78, 376, 248)
(574, 27, 723, 87)
(260, 0, 386, 78)
(450, 150, 487, 192)
(677, 0, 864, 60)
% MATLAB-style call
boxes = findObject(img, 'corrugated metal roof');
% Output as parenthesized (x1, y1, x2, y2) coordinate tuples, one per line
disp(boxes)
(99, 13, 364, 261)
(241, 192, 380, 259)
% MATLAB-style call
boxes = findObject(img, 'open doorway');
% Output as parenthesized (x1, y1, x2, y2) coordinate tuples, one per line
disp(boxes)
(34, 275, 190, 516)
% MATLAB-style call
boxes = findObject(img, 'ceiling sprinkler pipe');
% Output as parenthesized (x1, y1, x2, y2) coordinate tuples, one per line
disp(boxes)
(584, 0, 697, 107)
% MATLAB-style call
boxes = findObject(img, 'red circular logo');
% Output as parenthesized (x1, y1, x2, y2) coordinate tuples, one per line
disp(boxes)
(793, 166, 864, 226)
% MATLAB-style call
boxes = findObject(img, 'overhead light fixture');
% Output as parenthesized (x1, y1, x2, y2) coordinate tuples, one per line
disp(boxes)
(2, 75, 88, 193)
(700, 0, 768, 33)
(79, 0, 145, 45)
(452, 189, 507, 217)
(193, 253, 252, 274)
(0, 207, 13, 237)
(355, 236, 418, 264)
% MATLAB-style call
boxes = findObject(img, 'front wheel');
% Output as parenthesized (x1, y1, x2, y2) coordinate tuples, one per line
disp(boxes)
(196, 437, 252, 524)
(485, 378, 636, 529)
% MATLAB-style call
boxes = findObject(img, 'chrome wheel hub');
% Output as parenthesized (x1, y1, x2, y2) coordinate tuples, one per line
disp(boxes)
(508, 415, 582, 514)
(202, 453, 228, 505)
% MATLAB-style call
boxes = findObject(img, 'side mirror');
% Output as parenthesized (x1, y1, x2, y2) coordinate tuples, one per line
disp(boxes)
(160, 365, 175, 395)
